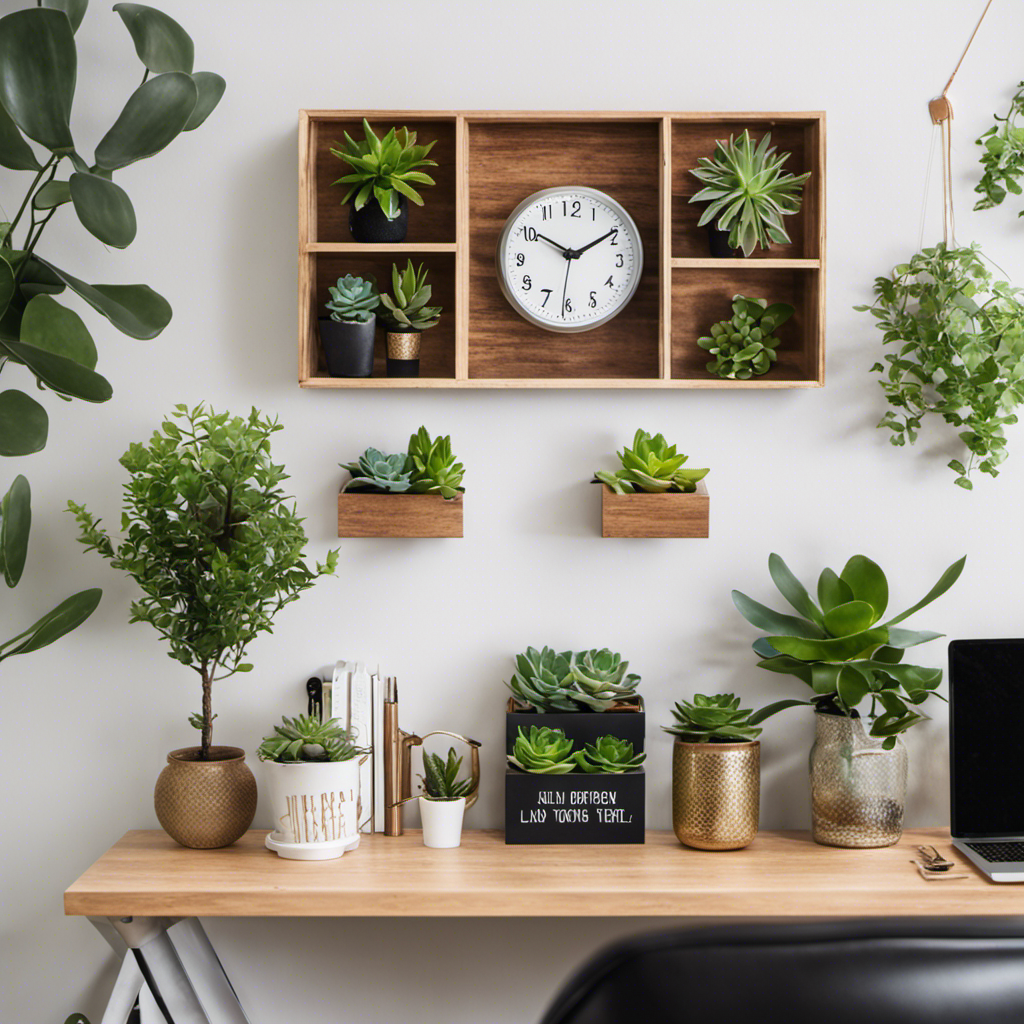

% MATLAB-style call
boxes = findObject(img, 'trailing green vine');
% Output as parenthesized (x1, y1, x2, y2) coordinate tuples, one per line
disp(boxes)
(857, 243, 1024, 490)
(975, 81, 1024, 217)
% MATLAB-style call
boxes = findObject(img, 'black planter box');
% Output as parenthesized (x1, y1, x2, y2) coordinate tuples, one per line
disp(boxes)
(505, 768, 645, 845)
(505, 697, 645, 756)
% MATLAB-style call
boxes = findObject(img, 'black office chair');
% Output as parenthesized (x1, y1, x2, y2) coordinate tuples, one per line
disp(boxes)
(540, 919, 1024, 1024)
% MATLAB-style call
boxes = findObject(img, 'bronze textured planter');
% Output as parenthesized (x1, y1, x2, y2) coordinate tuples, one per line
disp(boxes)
(672, 739, 759, 850)
(154, 746, 257, 849)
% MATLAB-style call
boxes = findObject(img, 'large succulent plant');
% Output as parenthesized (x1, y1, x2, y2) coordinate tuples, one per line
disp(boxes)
(689, 130, 811, 256)
(575, 735, 646, 774)
(340, 447, 413, 493)
(595, 429, 709, 494)
(507, 646, 642, 713)
(509, 725, 577, 774)
(664, 693, 800, 743)
(733, 553, 966, 747)
(421, 747, 473, 800)
(325, 274, 378, 323)
(407, 426, 464, 498)
(379, 260, 442, 332)
(330, 120, 437, 221)
(698, 296, 793, 380)
(257, 715, 368, 763)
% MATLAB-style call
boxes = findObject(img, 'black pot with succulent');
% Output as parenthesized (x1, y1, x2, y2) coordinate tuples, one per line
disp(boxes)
(330, 119, 437, 243)
(318, 274, 379, 377)
(379, 260, 443, 377)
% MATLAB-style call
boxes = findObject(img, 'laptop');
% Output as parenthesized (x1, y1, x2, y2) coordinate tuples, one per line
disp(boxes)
(949, 638, 1024, 882)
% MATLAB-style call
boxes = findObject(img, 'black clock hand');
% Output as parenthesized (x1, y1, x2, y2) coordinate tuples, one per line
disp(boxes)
(560, 258, 572, 320)
(534, 231, 573, 257)
(573, 228, 616, 257)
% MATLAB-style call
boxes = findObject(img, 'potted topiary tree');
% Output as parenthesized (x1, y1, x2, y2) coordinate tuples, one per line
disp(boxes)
(378, 260, 442, 377)
(69, 404, 338, 849)
(319, 274, 379, 378)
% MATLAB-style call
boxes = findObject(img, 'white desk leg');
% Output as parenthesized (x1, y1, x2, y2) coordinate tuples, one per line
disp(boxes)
(99, 953, 144, 1024)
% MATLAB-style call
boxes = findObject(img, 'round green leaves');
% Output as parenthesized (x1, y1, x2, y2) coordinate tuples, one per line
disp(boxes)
(70, 172, 138, 248)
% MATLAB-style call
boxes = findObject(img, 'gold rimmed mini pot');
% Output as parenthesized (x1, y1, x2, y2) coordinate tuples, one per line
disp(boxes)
(386, 331, 421, 377)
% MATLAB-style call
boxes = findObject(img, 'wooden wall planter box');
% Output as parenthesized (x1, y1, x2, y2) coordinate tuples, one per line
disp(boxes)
(337, 493, 463, 538)
(299, 110, 825, 390)
(600, 482, 709, 538)
(505, 768, 645, 844)
(505, 697, 645, 755)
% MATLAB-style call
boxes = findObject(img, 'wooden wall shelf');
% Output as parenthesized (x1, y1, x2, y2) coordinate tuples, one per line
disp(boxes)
(601, 481, 709, 538)
(337, 492, 463, 537)
(299, 110, 825, 390)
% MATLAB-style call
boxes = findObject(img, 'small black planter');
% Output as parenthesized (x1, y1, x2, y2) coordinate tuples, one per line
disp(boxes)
(505, 697, 645, 755)
(349, 195, 409, 243)
(706, 224, 743, 258)
(318, 315, 376, 377)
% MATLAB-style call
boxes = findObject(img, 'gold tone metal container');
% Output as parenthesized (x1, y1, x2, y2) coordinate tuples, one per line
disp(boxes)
(672, 740, 759, 851)
(386, 332, 420, 360)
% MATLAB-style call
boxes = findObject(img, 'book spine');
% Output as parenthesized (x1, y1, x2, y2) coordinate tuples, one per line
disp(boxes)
(350, 663, 374, 833)
(372, 671, 385, 832)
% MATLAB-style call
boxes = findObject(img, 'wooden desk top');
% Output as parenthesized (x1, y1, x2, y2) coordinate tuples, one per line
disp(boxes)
(64, 828, 1024, 919)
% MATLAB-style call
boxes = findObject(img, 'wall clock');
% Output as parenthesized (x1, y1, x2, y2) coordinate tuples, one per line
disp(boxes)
(495, 186, 644, 333)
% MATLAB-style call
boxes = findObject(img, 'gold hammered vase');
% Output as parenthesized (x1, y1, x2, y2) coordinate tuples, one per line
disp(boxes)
(672, 740, 760, 850)
(386, 331, 420, 360)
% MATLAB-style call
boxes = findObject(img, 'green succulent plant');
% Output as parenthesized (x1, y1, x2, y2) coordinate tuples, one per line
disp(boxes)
(663, 693, 801, 743)
(733, 553, 966, 747)
(325, 274, 378, 323)
(689, 129, 811, 256)
(340, 447, 413, 493)
(506, 646, 642, 713)
(379, 260, 442, 332)
(594, 429, 709, 494)
(974, 81, 1024, 217)
(698, 296, 794, 380)
(421, 747, 474, 800)
(257, 715, 368, 763)
(509, 725, 577, 774)
(407, 426, 464, 498)
(330, 119, 437, 221)
(575, 735, 646, 773)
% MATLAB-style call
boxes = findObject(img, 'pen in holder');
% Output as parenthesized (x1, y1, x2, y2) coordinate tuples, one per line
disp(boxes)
(382, 676, 481, 836)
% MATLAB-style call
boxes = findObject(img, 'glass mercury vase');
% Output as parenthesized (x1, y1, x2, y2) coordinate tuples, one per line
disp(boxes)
(809, 711, 907, 848)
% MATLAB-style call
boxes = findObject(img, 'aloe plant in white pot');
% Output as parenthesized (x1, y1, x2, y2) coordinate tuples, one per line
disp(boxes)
(419, 747, 476, 848)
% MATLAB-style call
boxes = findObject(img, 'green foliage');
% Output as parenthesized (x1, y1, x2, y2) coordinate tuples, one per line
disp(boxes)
(594, 429, 709, 494)
(340, 447, 413, 493)
(257, 714, 367, 763)
(575, 735, 646, 773)
(698, 295, 794, 379)
(378, 260, 442, 332)
(0, 3, 223, 665)
(325, 274, 378, 323)
(857, 243, 1024, 488)
(421, 747, 473, 800)
(68, 404, 337, 758)
(509, 725, 577, 774)
(974, 82, 1024, 216)
(732, 553, 965, 747)
(506, 646, 641, 713)
(663, 692, 804, 743)
(689, 129, 811, 256)
(330, 119, 437, 221)
(407, 426, 465, 498)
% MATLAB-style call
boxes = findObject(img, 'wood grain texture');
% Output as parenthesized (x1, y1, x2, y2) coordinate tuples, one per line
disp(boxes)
(64, 828, 1020, 918)
(455, 115, 470, 379)
(601, 482, 709, 538)
(300, 376, 823, 390)
(659, 116, 673, 379)
(337, 493, 463, 538)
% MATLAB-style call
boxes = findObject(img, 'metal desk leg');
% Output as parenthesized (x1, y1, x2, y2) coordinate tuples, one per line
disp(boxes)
(98, 953, 145, 1024)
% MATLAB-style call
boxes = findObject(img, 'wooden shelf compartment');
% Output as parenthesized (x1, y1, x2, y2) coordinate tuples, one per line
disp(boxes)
(337, 492, 463, 538)
(601, 481, 709, 538)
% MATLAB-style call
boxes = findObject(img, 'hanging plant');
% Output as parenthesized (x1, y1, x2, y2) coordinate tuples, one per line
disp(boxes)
(856, 243, 1024, 489)
(974, 81, 1024, 217)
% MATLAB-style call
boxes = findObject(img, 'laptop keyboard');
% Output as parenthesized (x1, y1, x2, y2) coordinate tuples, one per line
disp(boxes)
(964, 842, 1024, 863)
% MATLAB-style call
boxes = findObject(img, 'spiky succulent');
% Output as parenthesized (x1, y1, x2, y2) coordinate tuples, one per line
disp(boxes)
(698, 296, 793, 380)
(506, 646, 642, 713)
(595, 429, 709, 494)
(733, 553, 966, 747)
(575, 735, 646, 774)
(689, 129, 812, 256)
(664, 693, 799, 743)
(330, 119, 437, 221)
(421, 747, 474, 800)
(509, 725, 577, 774)
(379, 260, 442, 332)
(407, 427, 465, 498)
(257, 715, 368, 763)
(340, 447, 413, 493)
(325, 274, 379, 323)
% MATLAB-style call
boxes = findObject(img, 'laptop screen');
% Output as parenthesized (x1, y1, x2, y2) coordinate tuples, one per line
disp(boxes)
(949, 639, 1024, 838)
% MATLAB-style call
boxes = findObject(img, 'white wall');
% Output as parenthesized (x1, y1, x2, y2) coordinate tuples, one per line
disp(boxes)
(3, 0, 1022, 1020)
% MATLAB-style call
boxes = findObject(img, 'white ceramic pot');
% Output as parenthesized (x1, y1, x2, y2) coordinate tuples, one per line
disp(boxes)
(263, 758, 363, 860)
(419, 796, 466, 848)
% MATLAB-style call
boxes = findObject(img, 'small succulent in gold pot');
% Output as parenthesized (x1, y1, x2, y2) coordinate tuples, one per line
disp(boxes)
(664, 693, 799, 851)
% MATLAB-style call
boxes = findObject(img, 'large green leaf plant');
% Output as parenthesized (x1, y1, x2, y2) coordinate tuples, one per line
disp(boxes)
(0, 3, 224, 663)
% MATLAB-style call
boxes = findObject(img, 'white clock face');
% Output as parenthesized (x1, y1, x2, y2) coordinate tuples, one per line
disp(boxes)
(496, 187, 644, 333)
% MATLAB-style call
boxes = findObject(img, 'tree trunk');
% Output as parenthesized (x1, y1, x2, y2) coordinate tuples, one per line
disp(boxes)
(201, 668, 213, 760)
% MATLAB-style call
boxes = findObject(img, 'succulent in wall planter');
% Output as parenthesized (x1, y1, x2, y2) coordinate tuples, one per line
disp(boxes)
(258, 715, 369, 861)
(689, 130, 811, 257)
(69, 405, 338, 849)
(418, 747, 476, 849)
(698, 296, 794, 380)
(318, 274, 379, 378)
(378, 261, 442, 377)
(330, 120, 437, 243)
